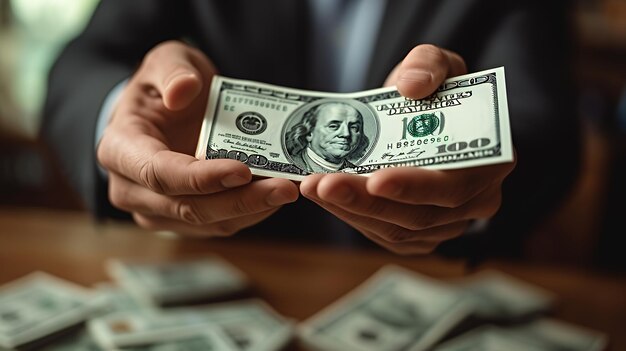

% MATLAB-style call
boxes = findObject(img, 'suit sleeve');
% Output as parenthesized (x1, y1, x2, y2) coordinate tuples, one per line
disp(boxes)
(41, 1, 190, 219)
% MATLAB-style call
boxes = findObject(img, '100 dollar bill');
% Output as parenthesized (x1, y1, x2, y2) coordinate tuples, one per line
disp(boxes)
(196, 67, 513, 180)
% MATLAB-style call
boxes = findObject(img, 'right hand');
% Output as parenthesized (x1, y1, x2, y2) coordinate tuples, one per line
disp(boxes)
(97, 41, 299, 236)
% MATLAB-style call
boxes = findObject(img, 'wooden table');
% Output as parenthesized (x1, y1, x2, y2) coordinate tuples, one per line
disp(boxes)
(1, 207, 624, 350)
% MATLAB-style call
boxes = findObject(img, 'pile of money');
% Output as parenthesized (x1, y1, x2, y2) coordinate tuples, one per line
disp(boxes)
(297, 265, 608, 351)
(297, 266, 473, 351)
(87, 300, 293, 351)
(0, 257, 294, 350)
(450, 269, 556, 321)
(0, 272, 94, 349)
(196, 67, 514, 180)
(105, 256, 250, 306)
(432, 320, 609, 351)
(0, 259, 609, 351)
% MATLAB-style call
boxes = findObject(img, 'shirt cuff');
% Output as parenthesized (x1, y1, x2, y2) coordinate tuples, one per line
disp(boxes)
(95, 79, 128, 179)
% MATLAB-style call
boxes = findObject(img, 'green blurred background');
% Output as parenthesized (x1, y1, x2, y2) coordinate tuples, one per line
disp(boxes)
(1, 0, 625, 270)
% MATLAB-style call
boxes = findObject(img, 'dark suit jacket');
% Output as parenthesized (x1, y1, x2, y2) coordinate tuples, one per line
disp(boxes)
(42, 0, 581, 260)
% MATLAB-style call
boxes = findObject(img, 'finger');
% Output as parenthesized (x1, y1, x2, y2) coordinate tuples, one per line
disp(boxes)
(110, 174, 298, 224)
(346, 207, 469, 244)
(302, 179, 468, 242)
(313, 173, 499, 230)
(141, 41, 216, 111)
(307, 193, 465, 255)
(99, 130, 253, 195)
(133, 208, 279, 238)
(365, 164, 512, 207)
(357, 226, 443, 255)
(311, 193, 468, 244)
(395, 44, 467, 99)
(299, 173, 326, 200)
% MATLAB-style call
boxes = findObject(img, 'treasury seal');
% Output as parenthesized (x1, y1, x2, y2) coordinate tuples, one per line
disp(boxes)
(235, 112, 267, 135)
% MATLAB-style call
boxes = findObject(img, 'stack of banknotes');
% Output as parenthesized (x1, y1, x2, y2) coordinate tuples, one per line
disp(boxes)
(0, 258, 608, 350)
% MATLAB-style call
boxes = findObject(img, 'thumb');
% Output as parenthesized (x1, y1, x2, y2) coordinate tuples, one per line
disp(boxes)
(142, 41, 216, 111)
(395, 44, 467, 99)
(163, 68, 202, 111)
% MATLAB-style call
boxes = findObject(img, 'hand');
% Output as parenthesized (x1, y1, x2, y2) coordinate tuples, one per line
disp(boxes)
(300, 44, 516, 254)
(97, 41, 298, 236)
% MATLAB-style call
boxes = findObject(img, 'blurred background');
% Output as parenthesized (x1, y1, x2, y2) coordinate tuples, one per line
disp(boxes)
(1, 0, 625, 271)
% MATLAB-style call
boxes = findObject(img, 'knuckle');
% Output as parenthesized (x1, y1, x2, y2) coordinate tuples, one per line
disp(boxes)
(231, 197, 255, 216)
(175, 199, 208, 225)
(138, 155, 166, 194)
(186, 173, 207, 194)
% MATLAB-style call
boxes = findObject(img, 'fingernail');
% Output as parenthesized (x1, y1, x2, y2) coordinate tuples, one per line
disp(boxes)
(324, 185, 355, 205)
(267, 188, 296, 206)
(399, 69, 432, 84)
(221, 174, 249, 188)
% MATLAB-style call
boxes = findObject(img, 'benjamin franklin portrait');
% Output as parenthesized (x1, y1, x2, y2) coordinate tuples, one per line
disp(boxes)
(283, 100, 377, 173)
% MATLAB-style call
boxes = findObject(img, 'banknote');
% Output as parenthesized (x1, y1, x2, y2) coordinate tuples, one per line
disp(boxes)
(193, 300, 294, 351)
(88, 311, 213, 350)
(501, 318, 608, 351)
(432, 326, 536, 351)
(111, 329, 239, 351)
(452, 270, 556, 320)
(36, 284, 147, 351)
(0, 272, 94, 349)
(297, 265, 472, 351)
(105, 256, 249, 306)
(91, 283, 148, 316)
(37, 329, 101, 351)
(196, 67, 513, 180)
(88, 299, 294, 351)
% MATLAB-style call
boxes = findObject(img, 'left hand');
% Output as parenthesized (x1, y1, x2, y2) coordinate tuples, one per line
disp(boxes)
(300, 44, 516, 255)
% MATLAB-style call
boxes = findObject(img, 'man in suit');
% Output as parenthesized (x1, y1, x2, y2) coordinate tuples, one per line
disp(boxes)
(42, 1, 580, 259)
